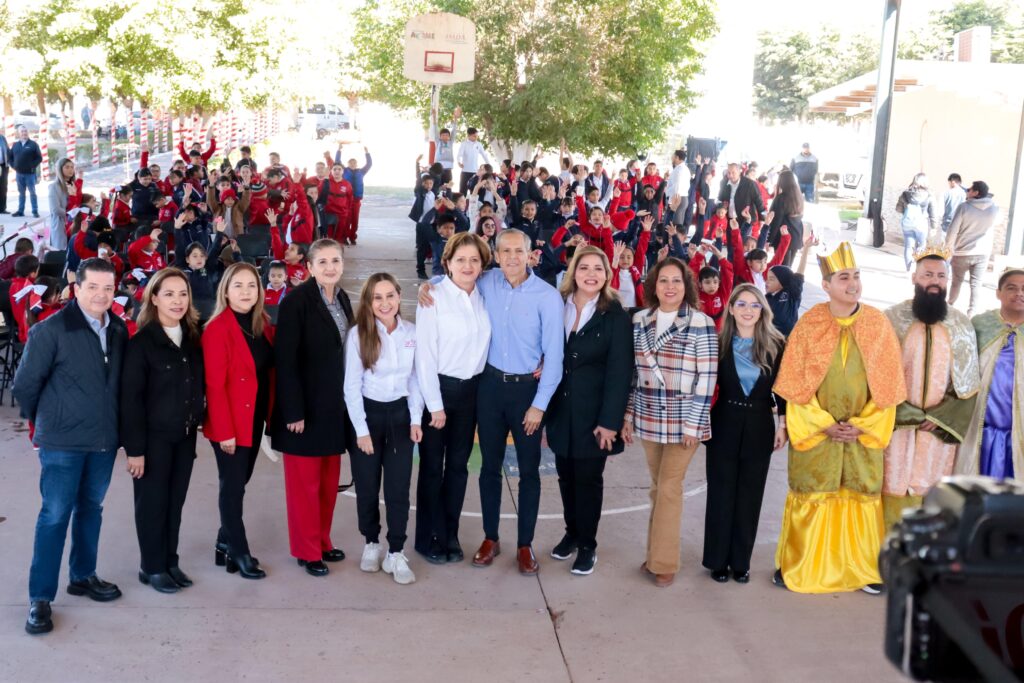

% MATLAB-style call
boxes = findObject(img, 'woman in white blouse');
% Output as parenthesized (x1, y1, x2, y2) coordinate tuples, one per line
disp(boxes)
(413, 232, 493, 564)
(343, 273, 424, 585)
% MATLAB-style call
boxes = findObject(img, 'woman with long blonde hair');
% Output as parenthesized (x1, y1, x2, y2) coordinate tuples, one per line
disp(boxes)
(702, 283, 787, 584)
(121, 268, 205, 593)
(343, 272, 423, 584)
(545, 246, 633, 575)
(203, 261, 274, 580)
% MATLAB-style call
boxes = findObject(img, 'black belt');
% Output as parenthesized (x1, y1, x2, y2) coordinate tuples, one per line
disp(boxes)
(439, 373, 481, 384)
(722, 398, 773, 410)
(484, 364, 537, 384)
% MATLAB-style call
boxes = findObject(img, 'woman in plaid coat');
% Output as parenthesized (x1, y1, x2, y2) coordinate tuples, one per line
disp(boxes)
(623, 256, 718, 588)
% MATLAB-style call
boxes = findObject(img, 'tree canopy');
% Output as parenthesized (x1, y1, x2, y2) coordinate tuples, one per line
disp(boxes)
(0, 0, 351, 116)
(346, 0, 716, 157)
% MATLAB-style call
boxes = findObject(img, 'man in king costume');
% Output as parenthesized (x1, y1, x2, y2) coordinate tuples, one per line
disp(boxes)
(956, 268, 1024, 479)
(772, 242, 907, 594)
(882, 247, 980, 529)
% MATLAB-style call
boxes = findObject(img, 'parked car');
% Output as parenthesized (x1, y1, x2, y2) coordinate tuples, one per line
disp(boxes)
(295, 103, 351, 139)
(12, 110, 64, 134)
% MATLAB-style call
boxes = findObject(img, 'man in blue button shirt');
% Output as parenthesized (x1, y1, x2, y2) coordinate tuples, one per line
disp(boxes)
(421, 228, 564, 574)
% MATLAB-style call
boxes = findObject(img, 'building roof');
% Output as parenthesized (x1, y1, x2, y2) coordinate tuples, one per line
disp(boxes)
(808, 60, 1024, 116)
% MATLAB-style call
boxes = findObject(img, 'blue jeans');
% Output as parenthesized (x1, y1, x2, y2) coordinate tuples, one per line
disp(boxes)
(29, 448, 117, 602)
(799, 181, 815, 203)
(16, 172, 38, 214)
(902, 227, 926, 271)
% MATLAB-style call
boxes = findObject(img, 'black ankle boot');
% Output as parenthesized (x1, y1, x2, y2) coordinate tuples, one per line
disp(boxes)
(227, 553, 266, 579)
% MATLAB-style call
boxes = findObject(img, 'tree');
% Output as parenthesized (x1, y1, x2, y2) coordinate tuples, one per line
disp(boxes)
(753, 28, 878, 122)
(930, 0, 1024, 63)
(346, 0, 716, 157)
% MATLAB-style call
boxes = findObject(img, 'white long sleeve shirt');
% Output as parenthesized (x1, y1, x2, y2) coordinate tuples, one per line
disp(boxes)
(665, 162, 691, 203)
(343, 318, 423, 437)
(457, 140, 490, 174)
(415, 277, 491, 412)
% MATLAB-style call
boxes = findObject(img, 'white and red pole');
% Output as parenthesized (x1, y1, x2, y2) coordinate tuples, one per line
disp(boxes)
(140, 107, 149, 151)
(39, 117, 50, 181)
(65, 114, 76, 164)
(92, 115, 101, 167)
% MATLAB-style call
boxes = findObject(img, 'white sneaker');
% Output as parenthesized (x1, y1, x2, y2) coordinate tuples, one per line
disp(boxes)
(360, 542, 383, 572)
(382, 551, 416, 585)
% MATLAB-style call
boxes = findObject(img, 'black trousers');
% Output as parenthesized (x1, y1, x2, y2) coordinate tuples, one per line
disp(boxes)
(415, 220, 434, 276)
(702, 403, 775, 574)
(459, 171, 474, 197)
(212, 417, 264, 557)
(555, 454, 607, 551)
(415, 374, 480, 553)
(350, 397, 414, 553)
(134, 431, 197, 574)
(0, 164, 8, 212)
(477, 372, 542, 546)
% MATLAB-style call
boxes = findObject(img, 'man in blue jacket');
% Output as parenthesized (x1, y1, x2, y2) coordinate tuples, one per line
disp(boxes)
(10, 126, 43, 218)
(13, 258, 128, 635)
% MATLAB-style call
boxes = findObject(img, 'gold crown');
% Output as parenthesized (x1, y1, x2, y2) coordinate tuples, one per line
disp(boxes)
(913, 244, 952, 262)
(817, 242, 858, 278)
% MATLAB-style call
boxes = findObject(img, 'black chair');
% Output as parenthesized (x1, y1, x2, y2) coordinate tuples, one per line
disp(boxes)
(37, 262, 64, 279)
(42, 250, 66, 268)
(235, 233, 271, 264)
(0, 279, 24, 406)
(246, 224, 271, 239)
(264, 304, 280, 326)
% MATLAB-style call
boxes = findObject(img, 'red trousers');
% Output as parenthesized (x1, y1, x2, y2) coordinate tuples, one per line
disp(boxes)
(346, 198, 362, 241)
(282, 454, 341, 561)
(326, 211, 349, 243)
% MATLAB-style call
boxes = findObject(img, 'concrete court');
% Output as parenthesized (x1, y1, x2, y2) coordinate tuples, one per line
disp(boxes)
(0, 188, 914, 682)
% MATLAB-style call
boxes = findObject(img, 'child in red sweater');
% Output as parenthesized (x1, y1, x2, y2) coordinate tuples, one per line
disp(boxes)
(128, 228, 166, 272)
(689, 242, 734, 331)
(283, 242, 310, 288)
(111, 187, 134, 228)
(9, 255, 40, 343)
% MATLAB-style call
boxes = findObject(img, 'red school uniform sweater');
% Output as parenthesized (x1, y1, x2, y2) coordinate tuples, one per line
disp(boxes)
(128, 237, 166, 272)
(689, 252, 734, 331)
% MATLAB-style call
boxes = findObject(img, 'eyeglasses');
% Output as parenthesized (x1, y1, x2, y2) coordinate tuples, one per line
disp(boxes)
(733, 301, 763, 310)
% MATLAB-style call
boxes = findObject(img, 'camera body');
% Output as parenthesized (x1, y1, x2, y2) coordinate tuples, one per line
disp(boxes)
(881, 476, 1024, 682)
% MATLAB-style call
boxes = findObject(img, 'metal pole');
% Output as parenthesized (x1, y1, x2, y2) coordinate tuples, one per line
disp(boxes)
(428, 84, 440, 165)
(865, 0, 902, 248)
(1005, 96, 1024, 256)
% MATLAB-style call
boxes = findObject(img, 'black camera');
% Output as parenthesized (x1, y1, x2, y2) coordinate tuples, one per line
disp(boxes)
(881, 476, 1024, 682)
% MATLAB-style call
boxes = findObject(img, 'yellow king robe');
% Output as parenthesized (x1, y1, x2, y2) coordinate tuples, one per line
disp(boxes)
(773, 307, 904, 593)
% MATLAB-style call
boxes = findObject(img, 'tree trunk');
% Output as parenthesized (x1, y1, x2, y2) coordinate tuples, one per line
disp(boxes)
(2, 95, 13, 117)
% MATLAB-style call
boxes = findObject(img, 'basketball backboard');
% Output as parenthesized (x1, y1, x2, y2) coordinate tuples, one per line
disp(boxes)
(403, 13, 476, 85)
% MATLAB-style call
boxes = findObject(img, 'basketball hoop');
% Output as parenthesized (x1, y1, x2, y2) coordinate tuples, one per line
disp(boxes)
(403, 13, 476, 85)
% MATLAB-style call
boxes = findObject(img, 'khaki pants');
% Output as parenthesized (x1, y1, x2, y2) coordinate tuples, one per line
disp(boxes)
(642, 439, 699, 574)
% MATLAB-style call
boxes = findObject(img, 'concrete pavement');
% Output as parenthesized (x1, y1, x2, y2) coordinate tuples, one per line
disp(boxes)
(0, 160, 931, 683)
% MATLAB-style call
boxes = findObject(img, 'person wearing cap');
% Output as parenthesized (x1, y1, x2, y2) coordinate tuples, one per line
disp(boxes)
(882, 247, 980, 529)
(790, 143, 818, 203)
(207, 181, 250, 239)
(945, 180, 1000, 317)
(956, 268, 1024, 480)
(771, 242, 906, 594)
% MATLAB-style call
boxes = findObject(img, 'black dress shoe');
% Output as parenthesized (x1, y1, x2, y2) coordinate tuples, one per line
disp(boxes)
(168, 567, 193, 587)
(732, 570, 750, 584)
(550, 534, 577, 561)
(322, 548, 346, 563)
(710, 569, 730, 583)
(446, 540, 464, 563)
(25, 601, 53, 635)
(138, 571, 179, 593)
(227, 554, 266, 579)
(32, 212, 39, 218)
(297, 559, 329, 576)
(11, 212, 24, 217)
(67, 575, 122, 602)
(772, 569, 787, 589)
(422, 538, 447, 565)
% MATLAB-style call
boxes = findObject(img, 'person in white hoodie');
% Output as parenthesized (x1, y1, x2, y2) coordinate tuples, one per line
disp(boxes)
(945, 180, 1000, 317)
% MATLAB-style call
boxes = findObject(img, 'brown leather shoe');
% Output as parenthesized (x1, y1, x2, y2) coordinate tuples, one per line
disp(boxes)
(517, 546, 539, 575)
(472, 539, 501, 567)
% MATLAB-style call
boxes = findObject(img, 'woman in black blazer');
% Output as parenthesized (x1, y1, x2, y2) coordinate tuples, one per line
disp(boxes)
(702, 283, 787, 584)
(270, 239, 354, 577)
(760, 169, 804, 266)
(121, 268, 205, 594)
(545, 246, 634, 576)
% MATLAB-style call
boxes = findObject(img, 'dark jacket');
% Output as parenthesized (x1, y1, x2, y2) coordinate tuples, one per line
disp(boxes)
(546, 299, 634, 458)
(11, 139, 43, 174)
(130, 178, 161, 222)
(707, 340, 786, 449)
(766, 273, 804, 337)
(119, 322, 206, 456)
(718, 176, 764, 221)
(13, 299, 128, 451)
(270, 278, 354, 455)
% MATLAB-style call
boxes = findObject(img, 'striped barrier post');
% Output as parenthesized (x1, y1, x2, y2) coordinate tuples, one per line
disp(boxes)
(140, 108, 149, 151)
(3, 113, 14, 144)
(92, 115, 101, 167)
(172, 116, 180, 156)
(38, 117, 50, 181)
(66, 114, 76, 163)
(157, 111, 165, 152)
(190, 114, 199, 149)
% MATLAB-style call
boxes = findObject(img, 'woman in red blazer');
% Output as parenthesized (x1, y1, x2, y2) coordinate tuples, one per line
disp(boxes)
(203, 262, 275, 580)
